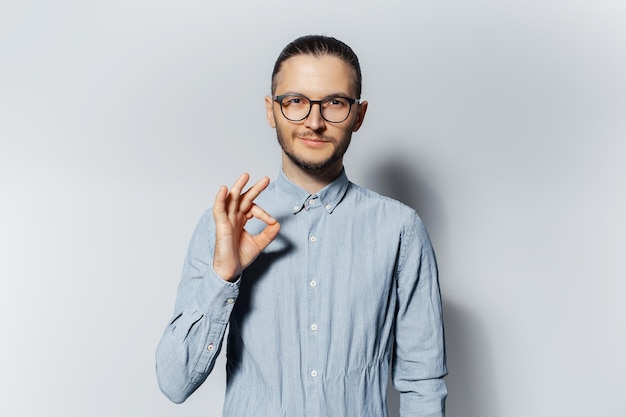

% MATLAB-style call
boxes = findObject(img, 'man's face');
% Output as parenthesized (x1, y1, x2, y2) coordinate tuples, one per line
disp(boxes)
(265, 54, 367, 174)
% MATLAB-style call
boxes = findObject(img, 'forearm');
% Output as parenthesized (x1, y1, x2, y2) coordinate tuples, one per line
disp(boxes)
(394, 213, 448, 416)
(156, 212, 240, 403)
(396, 378, 447, 417)
(394, 333, 448, 417)
(156, 308, 229, 403)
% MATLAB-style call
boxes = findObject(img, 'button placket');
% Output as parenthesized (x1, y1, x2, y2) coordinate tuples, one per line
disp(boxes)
(304, 202, 322, 408)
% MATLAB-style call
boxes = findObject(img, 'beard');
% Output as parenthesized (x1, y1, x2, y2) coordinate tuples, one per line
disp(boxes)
(276, 127, 352, 172)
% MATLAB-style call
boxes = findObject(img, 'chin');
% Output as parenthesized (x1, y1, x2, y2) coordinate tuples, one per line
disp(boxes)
(292, 153, 344, 172)
(277, 129, 349, 173)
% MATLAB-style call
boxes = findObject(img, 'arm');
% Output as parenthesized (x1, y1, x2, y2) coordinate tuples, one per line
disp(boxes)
(393, 212, 448, 417)
(156, 174, 280, 403)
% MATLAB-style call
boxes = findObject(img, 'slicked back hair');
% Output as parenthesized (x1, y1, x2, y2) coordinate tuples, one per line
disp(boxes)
(271, 35, 362, 98)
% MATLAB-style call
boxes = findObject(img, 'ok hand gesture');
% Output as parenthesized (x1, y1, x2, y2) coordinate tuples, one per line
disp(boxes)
(212, 173, 280, 282)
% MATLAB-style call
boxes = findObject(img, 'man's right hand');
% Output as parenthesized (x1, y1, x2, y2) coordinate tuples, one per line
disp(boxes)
(212, 173, 280, 282)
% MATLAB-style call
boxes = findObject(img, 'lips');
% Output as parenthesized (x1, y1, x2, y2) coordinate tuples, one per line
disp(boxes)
(298, 136, 329, 148)
(297, 135, 326, 142)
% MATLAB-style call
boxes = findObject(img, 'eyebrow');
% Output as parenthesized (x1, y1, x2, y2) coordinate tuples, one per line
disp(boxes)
(279, 91, 354, 98)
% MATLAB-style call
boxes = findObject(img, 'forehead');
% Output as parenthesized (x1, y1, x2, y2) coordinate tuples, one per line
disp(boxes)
(274, 54, 357, 97)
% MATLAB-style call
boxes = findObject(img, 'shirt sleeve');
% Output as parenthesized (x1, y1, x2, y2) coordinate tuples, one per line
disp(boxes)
(393, 212, 448, 417)
(155, 210, 240, 404)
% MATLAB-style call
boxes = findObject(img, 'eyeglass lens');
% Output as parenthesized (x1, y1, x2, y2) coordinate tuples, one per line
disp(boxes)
(279, 95, 352, 123)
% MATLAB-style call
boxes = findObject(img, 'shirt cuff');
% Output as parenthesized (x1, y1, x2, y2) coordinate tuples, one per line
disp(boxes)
(195, 263, 241, 322)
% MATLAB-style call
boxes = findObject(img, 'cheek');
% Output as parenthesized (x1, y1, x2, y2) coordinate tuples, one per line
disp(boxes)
(336, 123, 356, 140)
(275, 121, 294, 143)
(349, 112, 363, 131)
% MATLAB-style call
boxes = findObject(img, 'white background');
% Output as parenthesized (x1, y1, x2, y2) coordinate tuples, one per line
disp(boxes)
(1, 1, 625, 416)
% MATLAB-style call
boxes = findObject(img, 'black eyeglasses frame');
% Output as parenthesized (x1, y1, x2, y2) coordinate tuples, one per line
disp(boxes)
(273, 94, 360, 123)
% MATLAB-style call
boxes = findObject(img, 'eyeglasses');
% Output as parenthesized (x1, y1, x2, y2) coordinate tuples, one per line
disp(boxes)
(273, 94, 360, 123)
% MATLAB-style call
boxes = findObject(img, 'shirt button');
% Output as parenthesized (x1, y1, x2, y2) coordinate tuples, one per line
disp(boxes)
(293, 205, 300, 211)
(310, 370, 318, 378)
(207, 343, 214, 351)
(309, 199, 316, 205)
(310, 280, 317, 287)
(226, 298, 235, 304)
(325, 204, 331, 210)
(310, 236, 317, 242)
(311, 324, 318, 331)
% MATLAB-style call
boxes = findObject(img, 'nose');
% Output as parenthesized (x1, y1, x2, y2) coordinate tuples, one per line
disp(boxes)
(304, 102, 326, 131)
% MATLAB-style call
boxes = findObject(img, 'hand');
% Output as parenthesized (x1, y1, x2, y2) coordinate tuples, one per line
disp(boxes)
(212, 173, 280, 281)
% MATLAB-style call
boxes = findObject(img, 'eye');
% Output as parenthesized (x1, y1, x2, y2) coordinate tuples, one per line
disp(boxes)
(325, 98, 348, 107)
(282, 95, 306, 106)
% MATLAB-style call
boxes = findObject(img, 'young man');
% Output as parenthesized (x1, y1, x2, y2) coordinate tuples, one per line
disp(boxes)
(156, 35, 447, 417)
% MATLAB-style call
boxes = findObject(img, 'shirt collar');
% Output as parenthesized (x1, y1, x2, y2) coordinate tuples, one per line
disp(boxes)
(275, 168, 350, 215)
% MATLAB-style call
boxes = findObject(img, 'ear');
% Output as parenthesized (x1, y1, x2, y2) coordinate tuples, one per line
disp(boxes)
(352, 100, 368, 132)
(265, 96, 276, 128)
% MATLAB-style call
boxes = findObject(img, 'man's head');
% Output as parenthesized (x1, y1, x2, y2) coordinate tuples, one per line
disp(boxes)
(271, 35, 362, 99)
(266, 35, 368, 178)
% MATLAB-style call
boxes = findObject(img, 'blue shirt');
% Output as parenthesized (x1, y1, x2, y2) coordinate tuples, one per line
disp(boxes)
(156, 169, 447, 417)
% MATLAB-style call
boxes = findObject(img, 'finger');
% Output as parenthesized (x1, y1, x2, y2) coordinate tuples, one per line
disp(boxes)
(226, 173, 250, 215)
(249, 203, 277, 225)
(252, 222, 281, 252)
(212, 185, 229, 223)
(239, 176, 271, 212)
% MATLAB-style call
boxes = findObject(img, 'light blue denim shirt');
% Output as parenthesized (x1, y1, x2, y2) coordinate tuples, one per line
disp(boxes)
(156, 169, 447, 417)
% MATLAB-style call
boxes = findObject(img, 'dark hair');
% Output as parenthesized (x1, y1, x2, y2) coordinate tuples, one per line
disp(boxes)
(271, 35, 362, 98)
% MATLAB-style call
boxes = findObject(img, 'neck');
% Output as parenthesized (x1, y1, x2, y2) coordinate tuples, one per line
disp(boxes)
(281, 154, 343, 194)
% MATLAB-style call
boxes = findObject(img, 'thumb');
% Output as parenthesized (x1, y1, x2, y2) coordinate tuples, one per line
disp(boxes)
(253, 222, 281, 251)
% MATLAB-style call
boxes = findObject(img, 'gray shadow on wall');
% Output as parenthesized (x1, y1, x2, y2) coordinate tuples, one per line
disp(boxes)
(362, 155, 441, 237)
(363, 155, 499, 417)
(441, 302, 500, 417)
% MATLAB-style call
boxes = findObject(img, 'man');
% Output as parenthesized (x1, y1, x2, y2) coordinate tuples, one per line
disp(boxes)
(156, 35, 447, 417)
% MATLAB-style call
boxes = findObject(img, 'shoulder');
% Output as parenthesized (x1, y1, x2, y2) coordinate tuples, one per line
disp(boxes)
(346, 182, 430, 237)
(347, 182, 419, 218)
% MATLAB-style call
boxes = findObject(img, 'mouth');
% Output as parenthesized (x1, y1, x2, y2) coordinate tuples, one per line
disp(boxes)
(297, 136, 330, 148)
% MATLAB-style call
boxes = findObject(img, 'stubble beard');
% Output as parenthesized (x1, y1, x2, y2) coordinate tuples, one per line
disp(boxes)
(276, 127, 352, 173)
